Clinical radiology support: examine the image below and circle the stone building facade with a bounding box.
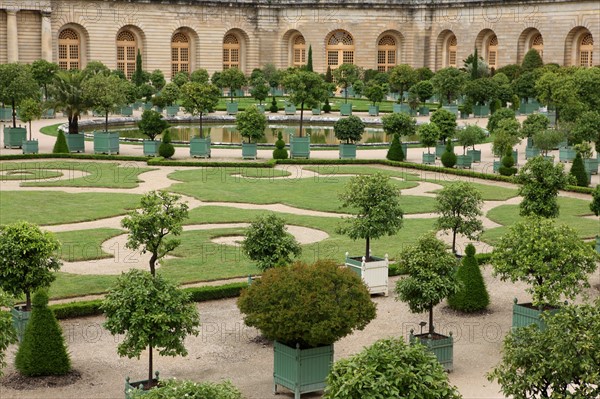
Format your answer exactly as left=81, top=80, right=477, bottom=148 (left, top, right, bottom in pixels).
left=1, top=0, right=598, bottom=79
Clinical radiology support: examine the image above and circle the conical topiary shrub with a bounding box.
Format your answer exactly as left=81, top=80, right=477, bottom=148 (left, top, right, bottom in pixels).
left=570, top=152, right=588, bottom=187
left=52, top=130, right=69, bottom=153
left=499, top=147, right=517, bottom=176
left=273, top=131, right=288, bottom=159
left=158, top=130, right=175, bottom=158
left=270, top=96, right=278, bottom=113
left=441, top=139, right=457, bottom=168
left=15, top=290, right=71, bottom=376
left=447, top=244, right=490, bottom=312
left=386, top=133, right=405, bottom=161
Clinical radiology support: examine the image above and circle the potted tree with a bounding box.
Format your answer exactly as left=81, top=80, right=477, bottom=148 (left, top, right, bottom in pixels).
left=572, top=110, right=600, bottom=173
left=237, top=260, right=376, bottom=398
left=220, top=67, right=246, bottom=115
left=333, top=63, right=361, bottom=116
left=522, top=113, right=550, bottom=155
left=455, top=125, right=480, bottom=168
left=418, top=123, right=440, bottom=164
left=250, top=75, right=269, bottom=113
left=532, top=129, right=563, bottom=162
left=138, top=110, right=169, bottom=156
left=161, top=83, right=180, bottom=117
left=337, top=173, right=404, bottom=295
left=389, top=64, right=417, bottom=114
left=334, top=115, right=364, bottom=159
left=462, top=125, right=486, bottom=162
left=180, top=81, right=221, bottom=158
left=50, top=70, right=88, bottom=152
left=237, top=105, right=267, bottom=160
left=381, top=112, right=415, bottom=157
left=0, top=63, right=39, bottom=149
left=430, top=108, right=457, bottom=159
left=492, top=119, right=521, bottom=173
left=18, top=98, right=43, bottom=154
left=0, top=222, right=61, bottom=342
left=395, top=233, right=459, bottom=371
left=492, top=217, right=597, bottom=329
left=411, top=80, right=434, bottom=116
left=364, top=80, right=386, bottom=116
left=430, top=67, right=467, bottom=116
left=464, top=77, right=497, bottom=117
left=31, top=59, right=59, bottom=119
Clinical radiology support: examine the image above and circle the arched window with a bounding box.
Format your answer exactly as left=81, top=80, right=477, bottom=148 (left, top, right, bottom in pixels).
left=58, top=29, right=80, bottom=70
left=579, top=33, right=594, bottom=67
left=117, top=30, right=137, bottom=79
left=448, top=35, right=457, bottom=68
left=377, top=35, right=397, bottom=72
left=531, top=34, right=544, bottom=59
left=292, top=35, right=306, bottom=67
left=223, top=34, right=240, bottom=70
left=487, top=35, right=498, bottom=69
left=172, top=32, right=190, bottom=77
left=326, top=30, right=354, bottom=69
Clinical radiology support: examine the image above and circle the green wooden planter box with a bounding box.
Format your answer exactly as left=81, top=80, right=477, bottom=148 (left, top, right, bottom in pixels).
left=584, top=157, right=598, bottom=175
left=284, top=104, right=296, bottom=115
left=271, top=88, right=284, bottom=97
left=526, top=146, right=540, bottom=159
left=289, top=135, right=310, bottom=159
left=460, top=110, right=469, bottom=119
left=493, top=160, right=501, bottom=173
left=559, top=146, right=576, bottom=163
left=543, top=155, right=555, bottom=163
left=256, top=104, right=265, bottom=113
left=519, top=101, right=539, bottom=114
left=422, top=152, right=435, bottom=164
left=339, top=103, right=352, bottom=116
left=467, top=149, right=481, bottom=162
left=0, top=107, right=12, bottom=121
left=435, top=143, right=446, bottom=159
left=368, top=105, right=379, bottom=116
left=512, top=149, right=518, bottom=165
left=409, top=332, right=453, bottom=372
left=93, top=131, right=120, bottom=154
left=339, top=143, right=356, bottom=159
left=456, top=154, right=472, bottom=169
left=143, top=140, right=160, bottom=156
left=22, top=139, right=39, bottom=154
left=401, top=143, right=408, bottom=159
left=547, top=110, right=556, bottom=126
left=419, top=106, right=430, bottom=116
left=473, top=104, right=490, bottom=117
left=226, top=102, right=239, bottom=115
left=526, top=136, right=534, bottom=148
left=3, top=126, right=27, bottom=148
left=133, top=101, right=143, bottom=110
left=234, top=88, right=245, bottom=97
left=142, top=102, right=153, bottom=111
left=512, top=300, right=561, bottom=331
left=125, top=372, right=159, bottom=399
left=42, top=108, right=56, bottom=119
left=11, top=307, right=31, bottom=343
left=311, top=107, right=320, bottom=115
left=392, top=103, right=410, bottom=114
left=242, top=142, right=257, bottom=159
left=154, top=107, right=164, bottom=114
left=66, top=133, right=85, bottom=153
left=120, top=106, right=133, bottom=116
left=190, top=137, right=211, bottom=158
left=442, top=105, right=459, bottom=116
left=273, top=341, right=333, bottom=399
left=166, top=105, right=179, bottom=117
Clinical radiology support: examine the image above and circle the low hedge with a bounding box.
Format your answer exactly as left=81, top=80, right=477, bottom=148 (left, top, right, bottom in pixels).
left=50, top=300, right=104, bottom=320
left=148, top=157, right=276, bottom=168
left=0, top=153, right=148, bottom=161
left=475, top=253, right=493, bottom=266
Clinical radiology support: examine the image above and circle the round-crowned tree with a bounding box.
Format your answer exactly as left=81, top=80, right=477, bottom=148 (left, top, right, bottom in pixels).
left=430, top=108, right=457, bottom=143
left=236, top=105, right=267, bottom=143
left=418, top=123, right=441, bottom=154
left=138, top=110, right=169, bottom=141
left=334, top=115, right=365, bottom=144
left=487, top=108, right=517, bottom=134
left=237, top=260, right=376, bottom=348
left=381, top=112, right=416, bottom=138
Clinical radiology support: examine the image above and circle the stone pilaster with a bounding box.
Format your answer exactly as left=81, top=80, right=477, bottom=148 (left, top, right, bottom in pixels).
left=41, top=11, right=53, bottom=61
left=6, top=9, right=18, bottom=62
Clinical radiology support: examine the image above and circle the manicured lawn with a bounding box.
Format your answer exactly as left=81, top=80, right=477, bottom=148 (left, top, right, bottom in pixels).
left=55, top=228, right=124, bottom=261
left=0, top=191, right=141, bottom=225
left=0, top=161, right=154, bottom=189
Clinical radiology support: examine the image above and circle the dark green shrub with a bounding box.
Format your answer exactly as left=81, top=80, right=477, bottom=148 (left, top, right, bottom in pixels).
left=50, top=300, right=103, bottom=319
left=324, top=338, right=461, bottom=399
left=272, top=131, right=288, bottom=159
left=386, top=133, right=405, bottom=161
left=490, top=98, right=503, bottom=114
left=441, top=139, right=457, bottom=168
left=447, top=244, right=490, bottom=312
left=131, top=379, right=242, bottom=399
left=15, top=290, right=71, bottom=376
left=269, top=96, right=278, bottom=113
left=184, top=283, right=247, bottom=302
left=487, top=108, right=516, bottom=133
left=323, top=98, right=331, bottom=113
left=499, top=148, right=517, bottom=176
left=52, top=130, right=69, bottom=153
left=158, top=130, right=175, bottom=158
left=521, top=49, right=544, bottom=71
left=570, top=152, right=589, bottom=187
left=334, top=115, right=365, bottom=144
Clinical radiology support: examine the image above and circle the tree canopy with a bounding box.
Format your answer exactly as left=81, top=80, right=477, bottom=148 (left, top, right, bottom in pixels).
left=334, top=115, right=365, bottom=144
left=236, top=105, right=267, bottom=143
left=180, top=81, right=221, bottom=137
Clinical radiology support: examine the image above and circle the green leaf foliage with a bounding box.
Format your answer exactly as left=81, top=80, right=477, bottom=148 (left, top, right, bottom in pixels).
left=236, top=105, right=267, bottom=143
left=521, top=113, right=549, bottom=138
left=488, top=300, right=600, bottom=398
left=386, top=133, right=405, bottom=161
left=388, top=64, right=417, bottom=103
left=515, top=157, right=571, bottom=218
left=48, top=70, right=88, bottom=134
left=570, top=152, right=589, bottom=187
left=334, top=115, right=365, bottom=144
left=269, top=96, right=278, bottom=113
left=332, top=63, right=361, bottom=103
left=363, top=80, right=387, bottom=105
left=430, top=108, right=457, bottom=141
left=590, top=185, right=600, bottom=217
left=447, top=245, right=490, bottom=312
left=158, top=142, right=175, bottom=158
left=138, top=110, right=169, bottom=141
left=430, top=67, right=467, bottom=104
left=241, top=214, right=301, bottom=271
left=324, top=337, right=462, bottom=399
left=441, top=139, right=457, bottom=168
left=131, top=379, right=242, bottom=399
left=456, top=125, right=485, bottom=153
left=491, top=216, right=598, bottom=307
left=487, top=108, right=516, bottom=134
left=532, top=129, right=563, bottom=156
left=219, top=68, right=247, bottom=102
left=180, top=82, right=221, bottom=138
left=237, top=260, right=376, bottom=347
left=0, top=222, right=61, bottom=310
left=521, top=49, right=544, bottom=72
left=15, top=290, right=71, bottom=376
left=381, top=112, right=416, bottom=138
left=499, top=148, right=517, bottom=176
left=272, top=131, right=288, bottom=159
left=52, top=130, right=70, bottom=154
left=418, top=122, right=441, bottom=152
left=0, top=291, right=17, bottom=377
left=121, top=190, right=189, bottom=275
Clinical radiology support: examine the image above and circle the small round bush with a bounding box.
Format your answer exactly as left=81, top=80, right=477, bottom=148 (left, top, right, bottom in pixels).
left=15, top=290, right=71, bottom=376
left=386, top=133, right=405, bottom=161
left=131, top=379, right=241, bottom=399
left=272, top=131, right=288, bottom=159
left=158, top=130, right=175, bottom=158
left=447, top=244, right=490, bottom=312
left=441, top=139, right=457, bottom=168
left=323, top=98, right=332, bottom=113
left=52, top=130, right=69, bottom=154
left=570, top=152, right=589, bottom=187
left=499, top=148, right=517, bottom=176
left=269, top=96, right=278, bottom=113
left=237, top=260, right=376, bottom=348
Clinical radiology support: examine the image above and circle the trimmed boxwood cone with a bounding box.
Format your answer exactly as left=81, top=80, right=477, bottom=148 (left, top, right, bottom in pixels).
left=386, top=133, right=405, bottom=161
left=447, top=244, right=490, bottom=312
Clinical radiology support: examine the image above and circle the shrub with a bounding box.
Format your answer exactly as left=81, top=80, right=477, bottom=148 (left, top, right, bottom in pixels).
left=324, top=338, right=461, bottom=399
left=15, top=290, right=71, bottom=376
left=334, top=115, right=365, bottom=144
left=499, top=148, right=517, bottom=176
left=430, top=108, right=457, bottom=142
left=322, top=98, right=331, bottom=113
left=570, top=152, right=588, bottom=187
left=272, top=131, right=288, bottom=159
left=487, top=108, right=516, bottom=134
left=441, top=139, right=457, bottom=168
left=386, top=133, right=405, bottom=161
left=269, top=96, right=278, bottom=113
left=490, top=98, right=503, bottom=114
left=447, top=244, right=490, bottom=312
left=131, top=379, right=242, bottom=399
left=158, top=130, right=175, bottom=158
left=52, top=130, right=69, bottom=153
left=237, top=260, right=376, bottom=348
left=0, top=291, right=17, bottom=377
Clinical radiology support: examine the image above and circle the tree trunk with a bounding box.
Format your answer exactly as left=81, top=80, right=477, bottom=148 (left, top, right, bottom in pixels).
left=12, top=98, right=16, bottom=128
left=365, top=236, right=370, bottom=261
left=149, top=253, right=157, bottom=276
left=25, top=290, right=31, bottom=311
left=345, top=87, right=348, bottom=104
left=428, top=304, right=434, bottom=335
left=105, top=112, right=109, bottom=133
left=452, top=229, right=457, bottom=254
left=299, top=101, right=304, bottom=137
left=199, top=112, right=203, bottom=138
left=29, top=121, right=32, bottom=140
left=148, top=341, right=153, bottom=385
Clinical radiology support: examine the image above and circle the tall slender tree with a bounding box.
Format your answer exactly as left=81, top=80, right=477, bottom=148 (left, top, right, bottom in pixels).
left=306, top=45, right=313, bottom=72
left=471, top=48, right=479, bottom=80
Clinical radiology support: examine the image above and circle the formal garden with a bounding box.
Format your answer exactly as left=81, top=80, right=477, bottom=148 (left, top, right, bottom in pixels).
left=1, top=50, right=600, bottom=398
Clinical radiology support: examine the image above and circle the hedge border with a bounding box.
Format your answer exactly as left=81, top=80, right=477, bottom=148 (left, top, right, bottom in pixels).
left=0, top=153, right=148, bottom=162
